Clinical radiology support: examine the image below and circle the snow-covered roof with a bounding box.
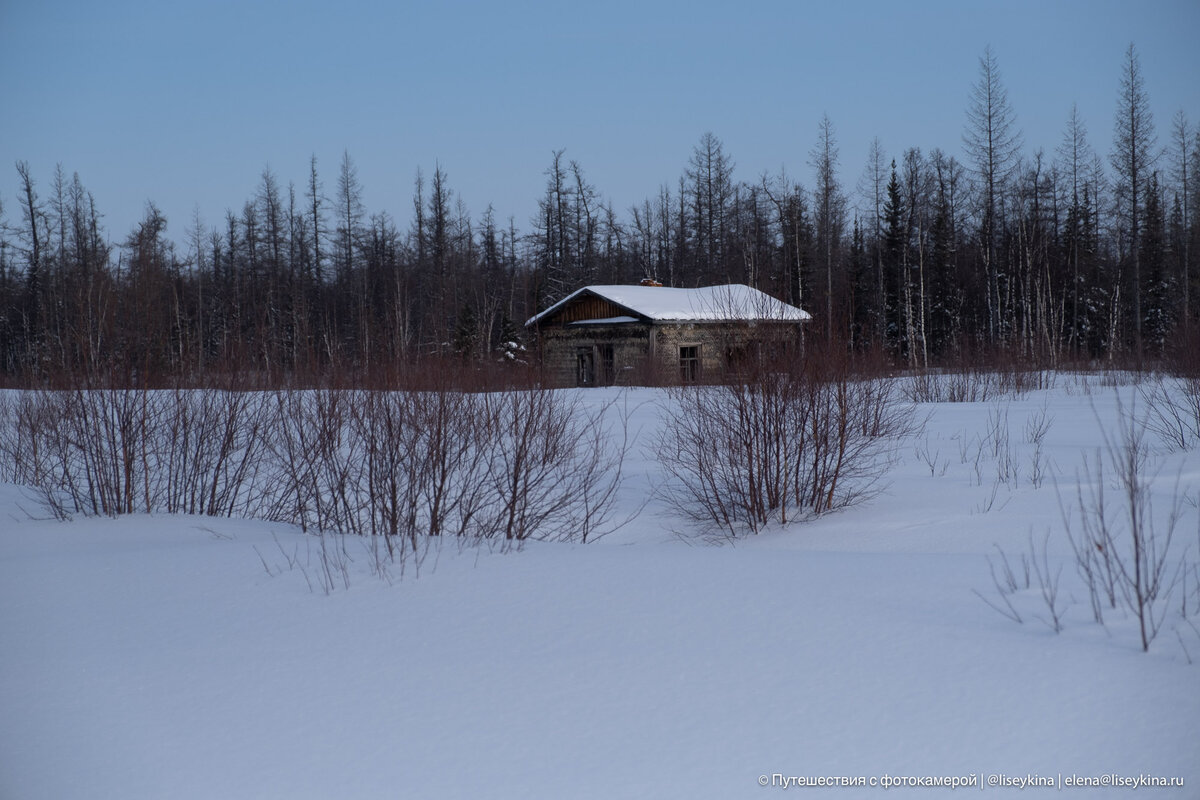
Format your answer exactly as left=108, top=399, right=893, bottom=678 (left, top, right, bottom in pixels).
left=568, top=316, right=641, bottom=325
left=526, top=284, right=812, bottom=327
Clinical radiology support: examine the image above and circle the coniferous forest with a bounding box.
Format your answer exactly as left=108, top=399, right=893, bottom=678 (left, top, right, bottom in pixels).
left=2, top=44, right=1198, bottom=385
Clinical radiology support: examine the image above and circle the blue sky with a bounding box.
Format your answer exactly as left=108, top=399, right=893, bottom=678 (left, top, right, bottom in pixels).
left=2, top=0, right=1198, bottom=246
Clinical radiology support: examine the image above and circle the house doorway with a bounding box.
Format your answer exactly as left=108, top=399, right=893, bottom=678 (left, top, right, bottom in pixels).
left=576, top=347, right=595, bottom=386
left=576, top=345, right=615, bottom=387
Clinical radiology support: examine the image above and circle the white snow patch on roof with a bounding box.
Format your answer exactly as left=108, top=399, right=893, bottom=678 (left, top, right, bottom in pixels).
left=568, top=316, right=640, bottom=325
left=526, top=284, right=811, bottom=326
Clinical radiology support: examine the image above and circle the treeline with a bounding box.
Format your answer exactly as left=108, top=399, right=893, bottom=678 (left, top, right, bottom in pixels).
left=0, top=44, right=1197, bottom=384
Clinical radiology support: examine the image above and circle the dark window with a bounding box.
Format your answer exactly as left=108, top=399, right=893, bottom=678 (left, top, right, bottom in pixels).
left=679, top=345, right=700, bottom=382
left=725, top=341, right=762, bottom=376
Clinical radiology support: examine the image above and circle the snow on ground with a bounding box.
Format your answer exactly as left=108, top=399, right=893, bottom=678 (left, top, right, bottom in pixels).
left=2, top=375, right=1198, bottom=799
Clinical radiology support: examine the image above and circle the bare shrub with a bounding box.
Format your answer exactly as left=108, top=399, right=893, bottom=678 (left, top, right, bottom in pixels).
left=955, top=432, right=987, bottom=486
left=0, top=394, right=13, bottom=482
left=153, top=386, right=271, bottom=517
left=903, top=369, right=1000, bottom=404
left=655, top=353, right=917, bottom=537
left=974, top=533, right=1068, bottom=633
left=1024, top=402, right=1055, bottom=489
left=1139, top=375, right=1200, bottom=451
left=1, top=381, right=272, bottom=521
left=984, top=404, right=1020, bottom=487
left=1059, top=487, right=1108, bottom=626
left=914, top=437, right=947, bottom=477
left=348, top=387, right=489, bottom=550
left=3, top=369, right=632, bottom=574
left=66, top=386, right=155, bottom=516
left=0, top=391, right=72, bottom=516
left=1059, top=396, right=1188, bottom=651
left=0, top=386, right=157, bottom=517
left=985, top=404, right=1010, bottom=460
left=902, top=349, right=1056, bottom=405
left=256, top=385, right=461, bottom=563
left=314, top=528, right=352, bottom=594
left=973, top=545, right=1027, bottom=624
left=259, top=387, right=361, bottom=535
left=1023, top=402, right=1054, bottom=446
left=1058, top=451, right=1120, bottom=625
left=1104, top=399, right=1186, bottom=651
left=1028, top=529, right=1068, bottom=633
left=479, top=387, right=629, bottom=544
left=257, top=380, right=630, bottom=557
left=1028, top=444, right=1049, bottom=490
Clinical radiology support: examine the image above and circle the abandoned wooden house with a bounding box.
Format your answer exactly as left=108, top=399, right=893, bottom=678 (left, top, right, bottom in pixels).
left=525, top=283, right=811, bottom=386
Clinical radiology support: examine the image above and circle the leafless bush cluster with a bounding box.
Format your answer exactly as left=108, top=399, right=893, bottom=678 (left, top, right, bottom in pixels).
left=1139, top=375, right=1200, bottom=451
left=0, top=385, right=269, bottom=519
left=259, top=385, right=626, bottom=550
left=913, top=437, right=948, bottom=477
left=1054, top=396, right=1195, bottom=653
left=902, top=366, right=1056, bottom=404
left=974, top=532, right=1067, bottom=633
left=0, top=382, right=628, bottom=554
left=655, top=357, right=919, bottom=537
left=1023, top=402, right=1054, bottom=489
left=985, top=405, right=1019, bottom=487
left=974, top=395, right=1199, bottom=656
left=975, top=544, right=1030, bottom=624
left=956, top=402, right=1056, bottom=505
left=904, top=369, right=1006, bottom=403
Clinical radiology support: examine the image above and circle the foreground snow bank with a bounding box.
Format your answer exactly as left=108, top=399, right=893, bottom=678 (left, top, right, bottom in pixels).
left=1, top=377, right=1197, bottom=799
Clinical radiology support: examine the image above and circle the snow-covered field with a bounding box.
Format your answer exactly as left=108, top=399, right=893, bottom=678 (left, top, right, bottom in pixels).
left=2, top=375, right=1198, bottom=799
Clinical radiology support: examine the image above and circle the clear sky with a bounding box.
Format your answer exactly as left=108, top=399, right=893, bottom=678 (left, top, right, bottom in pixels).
left=2, top=0, right=1198, bottom=247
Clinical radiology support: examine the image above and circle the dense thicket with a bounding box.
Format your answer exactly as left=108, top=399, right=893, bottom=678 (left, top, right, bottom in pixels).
left=1, top=45, right=1197, bottom=384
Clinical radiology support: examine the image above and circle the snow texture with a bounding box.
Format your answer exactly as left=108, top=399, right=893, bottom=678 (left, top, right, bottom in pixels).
left=1, top=376, right=1197, bottom=799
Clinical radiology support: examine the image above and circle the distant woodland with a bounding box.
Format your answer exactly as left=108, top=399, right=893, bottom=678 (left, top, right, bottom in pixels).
left=1, top=45, right=1197, bottom=385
